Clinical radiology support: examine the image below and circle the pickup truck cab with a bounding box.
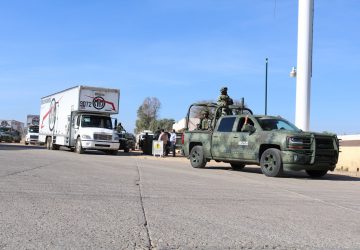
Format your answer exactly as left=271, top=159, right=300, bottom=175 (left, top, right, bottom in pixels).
left=183, top=103, right=339, bottom=178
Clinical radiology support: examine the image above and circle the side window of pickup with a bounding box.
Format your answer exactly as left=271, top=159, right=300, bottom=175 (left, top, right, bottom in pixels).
left=237, top=117, right=255, bottom=132
left=217, top=117, right=236, bottom=132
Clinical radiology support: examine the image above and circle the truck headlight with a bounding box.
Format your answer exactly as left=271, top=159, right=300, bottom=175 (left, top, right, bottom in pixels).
left=287, top=136, right=311, bottom=150
left=288, top=137, right=303, bottom=144
left=82, top=134, right=91, bottom=139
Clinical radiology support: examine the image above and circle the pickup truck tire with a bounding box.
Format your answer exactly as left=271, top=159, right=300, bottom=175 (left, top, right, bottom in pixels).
left=230, top=163, right=245, bottom=170
left=260, top=148, right=283, bottom=177
left=190, top=146, right=206, bottom=168
left=75, top=137, right=84, bottom=154
left=306, top=169, right=328, bottom=178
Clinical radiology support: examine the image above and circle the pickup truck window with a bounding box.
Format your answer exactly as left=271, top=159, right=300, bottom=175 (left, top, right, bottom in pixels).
left=237, top=117, right=255, bottom=132
left=217, top=117, right=236, bottom=132
left=256, top=118, right=300, bottom=132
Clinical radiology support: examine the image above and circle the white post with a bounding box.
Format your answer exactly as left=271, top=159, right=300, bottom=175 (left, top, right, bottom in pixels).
left=295, top=0, right=314, bottom=131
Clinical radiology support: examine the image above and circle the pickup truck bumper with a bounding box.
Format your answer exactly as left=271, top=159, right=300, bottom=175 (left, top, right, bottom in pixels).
left=81, top=140, right=120, bottom=151
left=281, top=150, right=338, bottom=171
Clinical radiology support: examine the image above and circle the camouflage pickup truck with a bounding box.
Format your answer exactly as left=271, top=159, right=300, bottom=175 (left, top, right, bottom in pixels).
left=182, top=103, right=339, bottom=178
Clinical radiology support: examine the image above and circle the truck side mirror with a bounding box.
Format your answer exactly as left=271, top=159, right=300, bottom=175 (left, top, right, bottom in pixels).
left=114, top=119, right=118, bottom=129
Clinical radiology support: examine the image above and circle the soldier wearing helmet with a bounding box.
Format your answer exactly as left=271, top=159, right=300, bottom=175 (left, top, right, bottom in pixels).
left=199, top=110, right=211, bottom=130
left=217, top=86, right=233, bottom=115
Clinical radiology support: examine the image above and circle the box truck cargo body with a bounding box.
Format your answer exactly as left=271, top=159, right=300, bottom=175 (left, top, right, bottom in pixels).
left=39, top=86, right=120, bottom=154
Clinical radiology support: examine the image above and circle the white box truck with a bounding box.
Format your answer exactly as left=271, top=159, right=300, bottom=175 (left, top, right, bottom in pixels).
left=25, top=115, right=40, bottom=145
left=39, top=86, right=120, bottom=154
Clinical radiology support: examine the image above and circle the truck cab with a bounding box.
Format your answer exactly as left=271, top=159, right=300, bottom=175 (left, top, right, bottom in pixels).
left=25, top=125, right=39, bottom=145
left=70, top=113, right=119, bottom=154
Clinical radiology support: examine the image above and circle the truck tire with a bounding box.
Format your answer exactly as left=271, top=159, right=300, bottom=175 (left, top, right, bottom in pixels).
left=75, top=137, right=84, bottom=154
left=306, top=170, right=328, bottom=178
left=124, top=148, right=129, bottom=153
left=190, top=145, right=206, bottom=168
left=25, top=141, right=29, bottom=145
left=230, top=163, right=245, bottom=170
left=260, top=148, right=283, bottom=177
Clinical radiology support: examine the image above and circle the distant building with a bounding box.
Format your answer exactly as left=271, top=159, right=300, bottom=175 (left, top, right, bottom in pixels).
left=173, top=118, right=200, bottom=132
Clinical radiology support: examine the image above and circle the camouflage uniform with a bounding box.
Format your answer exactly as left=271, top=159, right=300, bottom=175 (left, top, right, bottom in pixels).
left=217, top=87, right=233, bottom=115
left=199, top=111, right=211, bottom=130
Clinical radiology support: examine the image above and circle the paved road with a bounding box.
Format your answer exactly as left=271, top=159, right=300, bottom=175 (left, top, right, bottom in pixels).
left=0, top=144, right=359, bottom=249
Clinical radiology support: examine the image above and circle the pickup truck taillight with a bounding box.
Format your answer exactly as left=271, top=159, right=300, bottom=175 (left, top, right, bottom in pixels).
left=181, top=133, right=184, bottom=144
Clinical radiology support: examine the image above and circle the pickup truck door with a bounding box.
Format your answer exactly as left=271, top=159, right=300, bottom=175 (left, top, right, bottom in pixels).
left=230, top=117, right=258, bottom=160
left=211, top=116, right=236, bottom=159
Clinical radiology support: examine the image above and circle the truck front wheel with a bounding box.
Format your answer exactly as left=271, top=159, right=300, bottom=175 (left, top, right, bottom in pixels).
left=190, top=145, right=206, bottom=168
left=75, top=137, right=84, bottom=154
left=260, top=148, right=283, bottom=177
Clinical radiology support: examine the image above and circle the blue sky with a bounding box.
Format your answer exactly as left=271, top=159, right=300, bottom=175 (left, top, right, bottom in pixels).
left=0, top=0, right=359, bottom=134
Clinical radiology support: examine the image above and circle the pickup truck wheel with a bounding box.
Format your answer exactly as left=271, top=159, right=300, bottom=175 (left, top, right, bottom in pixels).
left=230, top=163, right=245, bottom=170
left=190, top=146, right=206, bottom=168
left=75, top=137, right=84, bottom=154
left=260, top=148, right=283, bottom=177
left=306, top=170, right=328, bottom=178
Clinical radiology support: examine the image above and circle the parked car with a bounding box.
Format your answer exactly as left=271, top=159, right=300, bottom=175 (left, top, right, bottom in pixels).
left=0, top=131, right=13, bottom=142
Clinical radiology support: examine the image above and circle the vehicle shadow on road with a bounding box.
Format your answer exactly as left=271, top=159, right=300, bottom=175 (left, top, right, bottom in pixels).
left=206, top=165, right=360, bottom=181
left=0, top=144, right=44, bottom=151
left=77, top=150, right=144, bottom=157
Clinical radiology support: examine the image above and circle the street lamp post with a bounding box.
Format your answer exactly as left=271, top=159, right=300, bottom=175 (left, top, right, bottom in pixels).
left=265, top=58, right=268, bottom=115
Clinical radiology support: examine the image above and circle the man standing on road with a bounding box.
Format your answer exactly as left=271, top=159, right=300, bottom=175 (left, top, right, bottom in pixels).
left=170, top=129, right=177, bottom=157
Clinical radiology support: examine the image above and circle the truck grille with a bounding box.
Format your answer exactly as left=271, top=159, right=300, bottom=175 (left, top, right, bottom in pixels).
left=315, top=137, right=336, bottom=163
left=94, top=133, right=112, bottom=141
left=30, top=135, right=38, bottom=139
left=315, top=138, right=334, bottom=150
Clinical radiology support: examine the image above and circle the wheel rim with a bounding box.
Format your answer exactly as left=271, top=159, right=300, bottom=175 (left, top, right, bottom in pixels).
left=263, top=153, right=277, bottom=173
left=191, top=149, right=200, bottom=164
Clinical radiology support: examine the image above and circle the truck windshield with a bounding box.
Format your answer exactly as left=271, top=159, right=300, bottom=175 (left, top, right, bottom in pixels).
left=256, top=118, right=301, bottom=132
left=81, top=115, right=113, bottom=129
left=28, top=126, right=39, bottom=133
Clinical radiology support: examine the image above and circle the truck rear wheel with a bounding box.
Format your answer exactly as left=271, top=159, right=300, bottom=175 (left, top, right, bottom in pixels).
left=190, top=145, right=206, bottom=168
left=260, top=148, right=283, bottom=177
left=75, top=137, right=84, bottom=154
left=306, top=170, right=328, bottom=178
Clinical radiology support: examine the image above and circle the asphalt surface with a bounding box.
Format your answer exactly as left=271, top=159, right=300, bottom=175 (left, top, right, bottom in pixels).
left=0, top=143, right=359, bottom=249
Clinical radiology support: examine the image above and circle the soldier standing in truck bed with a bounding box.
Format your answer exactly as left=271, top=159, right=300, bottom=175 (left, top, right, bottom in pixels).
left=199, top=110, right=212, bottom=130
left=217, top=87, right=233, bottom=115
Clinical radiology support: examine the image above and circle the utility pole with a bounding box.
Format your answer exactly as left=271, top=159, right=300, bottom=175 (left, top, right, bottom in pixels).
left=295, top=0, right=314, bottom=131
left=265, top=58, right=268, bottom=115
